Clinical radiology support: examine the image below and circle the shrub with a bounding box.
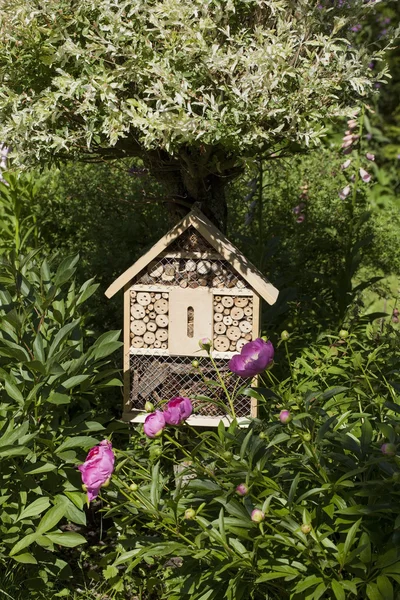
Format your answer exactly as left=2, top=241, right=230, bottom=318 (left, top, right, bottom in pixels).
left=0, top=248, right=122, bottom=592
left=99, top=321, right=400, bottom=600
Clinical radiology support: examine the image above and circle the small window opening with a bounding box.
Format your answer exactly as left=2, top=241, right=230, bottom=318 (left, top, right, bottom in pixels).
left=187, top=306, right=194, bottom=338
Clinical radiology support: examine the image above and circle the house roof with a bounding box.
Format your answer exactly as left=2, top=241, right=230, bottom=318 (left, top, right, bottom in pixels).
left=105, top=207, right=279, bottom=304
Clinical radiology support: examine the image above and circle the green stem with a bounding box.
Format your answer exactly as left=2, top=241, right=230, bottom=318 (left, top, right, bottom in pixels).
left=284, top=340, right=294, bottom=380
left=209, top=353, right=237, bottom=419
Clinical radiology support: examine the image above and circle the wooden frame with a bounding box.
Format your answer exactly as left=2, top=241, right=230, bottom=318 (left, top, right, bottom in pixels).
left=109, top=209, right=279, bottom=425
left=105, top=208, right=279, bottom=305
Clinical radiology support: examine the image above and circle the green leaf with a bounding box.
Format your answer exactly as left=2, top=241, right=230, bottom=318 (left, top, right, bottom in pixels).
left=294, top=575, right=323, bottom=594
left=0, top=445, right=30, bottom=458
left=54, top=254, right=79, bottom=286
left=56, top=436, right=98, bottom=453
left=366, top=583, right=384, bottom=600
left=36, top=503, right=67, bottom=534
left=33, top=332, right=45, bottom=362
left=94, top=341, right=122, bottom=360
left=10, top=533, right=38, bottom=556
left=343, top=519, right=361, bottom=561
left=12, top=553, right=37, bottom=564
left=48, top=321, right=80, bottom=358
left=267, top=433, right=290, bottom=448
left=61, top=374, right=90, bottom=390
left=17, top=497, right=51, bottom=521
left=5, top=381, right=24, bottom=405
left=47, top=393, right=71, bottom=405
left=45, top=532, right=87, bottom=548
left=150, top=462, right=161, bottom=508
left=331, top=580, right=345, bottom=600
left=256, top=572, right=289, bottom=583
left=377, top=575, right=393, bottom=600
left=24, top=462, right=57, bottom=475
left=288, top=472, right=300, bottom=507
left=103, top=565, right=119, bottom=580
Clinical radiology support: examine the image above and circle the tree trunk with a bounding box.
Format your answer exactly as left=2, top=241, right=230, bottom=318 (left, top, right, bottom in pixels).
left=144, top=150, right=241, bottom=232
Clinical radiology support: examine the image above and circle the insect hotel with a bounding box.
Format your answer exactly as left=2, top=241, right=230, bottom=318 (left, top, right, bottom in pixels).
left=105, top=208, right=279, bottom=425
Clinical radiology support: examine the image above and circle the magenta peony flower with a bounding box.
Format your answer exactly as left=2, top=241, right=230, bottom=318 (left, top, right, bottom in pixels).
left=78, top=440, right=115, bottom=502
left=360, top=167, right=371, bottom=183
left=251, top=509, right=265, bottom=523
left=279, top=410, right=291, bottom=424
left=163, top=397, right=193, bottom=425
left=236, top=483, right=249, bottom=496
left=339, top=185, right=351, bottom=200
left=143, top=411, right=166, bottom=438
left=229, top=338, right=274, bottom=378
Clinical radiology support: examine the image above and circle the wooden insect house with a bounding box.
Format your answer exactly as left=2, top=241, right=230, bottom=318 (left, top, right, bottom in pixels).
left=105, top=208, right=279, bottom=425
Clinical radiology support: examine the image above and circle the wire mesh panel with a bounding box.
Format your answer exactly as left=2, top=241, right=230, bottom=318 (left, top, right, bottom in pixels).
left=128, top=353, right=251, bottom=418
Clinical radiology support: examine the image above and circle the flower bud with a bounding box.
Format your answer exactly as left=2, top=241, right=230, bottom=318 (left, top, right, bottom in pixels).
left=381, top=443, right=396, bottom=457
left=281, top=330, right=290, bottom=341
left=339, top=329, right=349, bottom=339
left=251, top=509, right=265, bottom=523
left=191, top=359, right=199, bottom=368
left=235, top=483, right=249, bottom=497
left=144, top=401, right=155, bottom=413
left=301, top=523, right=312, bottom=534
left=129, top=482, right=139, bottom=491
left=303, top=433, right=311, bottom=442
left=279, top=410, right=291, bottom=424
left=259, top=431, right=268, bottom=440
left=199, top=337, right=212, bottom=352
left=184, top=508, right=196, bottom=520
left=149, top=445, right=163, bottom=460
left=222, top=451, right=233, bottom=461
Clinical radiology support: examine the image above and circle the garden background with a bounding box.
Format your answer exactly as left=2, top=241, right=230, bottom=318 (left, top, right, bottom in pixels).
left=0, top=1, right=399, bottom=599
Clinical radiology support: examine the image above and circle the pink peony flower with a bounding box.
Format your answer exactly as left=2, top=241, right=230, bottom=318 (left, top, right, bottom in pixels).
left=341, top=159, right=352, bottom=170
left=360, top=167, right=371, bottom=183
left=366, top=152, right=375, bottom=161
left=199, top=337, right=212, bottom=351
left=279, top=410, right=291, bottom=424
left=251, top=509, right=265, bottom=523
left=78, top=440, right=115, bottom=502
left=163, top=397, right=193, bottom=425
left=236, top=483, right=249, bottom=496
left=229, top=338, right=274, bottom=378
left=381, top=443, right=396, bottom=457
left=339, top=185, right=351, bottom=200
left=143, top=411, right=166, bottom=438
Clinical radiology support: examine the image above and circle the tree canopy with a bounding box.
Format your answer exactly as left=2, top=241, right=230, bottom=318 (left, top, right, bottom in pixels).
left=0, top=0, right=391, bottom=225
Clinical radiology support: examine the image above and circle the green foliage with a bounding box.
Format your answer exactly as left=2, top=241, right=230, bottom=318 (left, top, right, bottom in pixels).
left=226, top=112, right=400, bottom=342
left=0, top=0, right=390, bottom=171
left=103, top=320, right=400, bottom=599
left=0, top=246, right=122, bottom=588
